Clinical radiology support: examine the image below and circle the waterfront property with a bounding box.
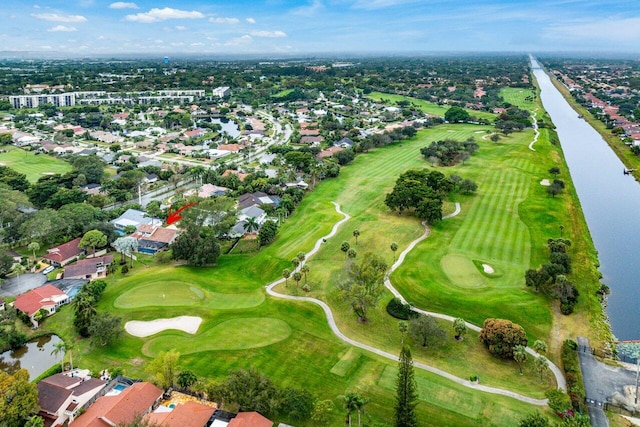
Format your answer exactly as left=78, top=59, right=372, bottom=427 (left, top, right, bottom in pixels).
left=12, top=284, right=69, bottom=326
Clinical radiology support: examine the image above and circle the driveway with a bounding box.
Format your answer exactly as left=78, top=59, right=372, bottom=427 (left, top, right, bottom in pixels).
left=0, top=273, right=47, bottom=297
left=578, top=337, right=640, bottom=427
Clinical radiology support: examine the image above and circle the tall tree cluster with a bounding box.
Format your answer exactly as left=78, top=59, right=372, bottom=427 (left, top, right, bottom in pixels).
left=394, top=346, right=418, bottom=427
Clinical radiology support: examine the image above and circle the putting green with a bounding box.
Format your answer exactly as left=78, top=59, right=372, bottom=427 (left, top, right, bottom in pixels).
left=440, top=254, right=485, bottom=288
left=114, top=281, right=264, bottom=309
left=142, top=317, right=292, bottom=356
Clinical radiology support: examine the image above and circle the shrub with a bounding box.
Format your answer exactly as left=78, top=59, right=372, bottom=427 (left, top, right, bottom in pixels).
left=121, top=264, right=129, bottom=275
left=479, top=318, right=528, bottom=359
left=386, top=298, right=417, bottom=320
left=561, top=339, right=585, bottom=409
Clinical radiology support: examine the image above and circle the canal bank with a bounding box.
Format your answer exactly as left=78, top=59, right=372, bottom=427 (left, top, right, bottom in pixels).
left=533, top=58, right=640, bottom=341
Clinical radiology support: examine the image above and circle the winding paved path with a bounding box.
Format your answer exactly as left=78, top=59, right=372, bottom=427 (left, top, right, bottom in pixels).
left=266, top=201, right=565, bottom=406
left=528, top=109, right=540, bottom=151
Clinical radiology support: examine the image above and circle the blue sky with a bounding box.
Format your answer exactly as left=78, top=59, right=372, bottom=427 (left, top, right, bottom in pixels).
left=3, top=0, right=640, bottom=56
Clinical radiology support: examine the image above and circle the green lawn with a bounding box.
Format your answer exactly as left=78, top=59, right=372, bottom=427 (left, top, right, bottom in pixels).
left=44, top=121, right=578, bottom=425
left=500, top=88, right=538, bottom=111
left=367, top=91, right=497, bottom=121
left=0, top=147, right=71, bottom=182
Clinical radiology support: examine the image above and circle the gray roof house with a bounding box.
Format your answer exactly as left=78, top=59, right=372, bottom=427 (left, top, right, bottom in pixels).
left=111, top=209, right=162, bottom=231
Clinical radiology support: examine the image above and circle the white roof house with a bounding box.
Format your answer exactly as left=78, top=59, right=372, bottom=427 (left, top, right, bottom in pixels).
left=111, top=209, right=162, bottom=231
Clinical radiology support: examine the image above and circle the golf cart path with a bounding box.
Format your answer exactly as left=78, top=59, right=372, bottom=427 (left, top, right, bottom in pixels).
left=266, top=202, right=565, bottom=405
left=529, top=109, right=540, bottom=151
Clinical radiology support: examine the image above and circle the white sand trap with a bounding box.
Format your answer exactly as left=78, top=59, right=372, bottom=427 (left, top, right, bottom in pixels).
left=125, top=316, right=202, bottom=337
left=482, top=264, right=495, bottom=274
left=540, top=179, right=551, bottom=186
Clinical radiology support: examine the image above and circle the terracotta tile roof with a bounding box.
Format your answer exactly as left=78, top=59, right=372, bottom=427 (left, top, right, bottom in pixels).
left=70, top=382, right=162, bottom=427
left=228, top=412, right=273, bottom=427
left=145, top=401, right=215, bottom=427
left=317, top=145, right=344, bottom=159
left=134, top=225, right=179, bottom=244
left=13, top=285, right=68, bottom=316
left=222, top=169, right=249, bottom=182
left=43, top=238, right=83, bottom=265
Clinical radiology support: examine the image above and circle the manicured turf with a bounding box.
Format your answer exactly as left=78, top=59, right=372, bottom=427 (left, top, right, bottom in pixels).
left=500, top=87, right=538, bottom=111
left=142, top=318, right=292, bottom=356
left=46, top=119, right=579, bottom=425
left=367, top=91, right=497, bottom=121
left=114, top=282, right=264, bottom=309
left=0, top=147, right=72, bottom=182
left=440, top=254, right=484, bottom=288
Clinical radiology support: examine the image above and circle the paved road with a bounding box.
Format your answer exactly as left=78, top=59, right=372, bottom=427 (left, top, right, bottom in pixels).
left=578, top=337, right=640, bottom=427
left=266, top=202, right=558, bottom=405
left=0, top=273, right=47, bottom=297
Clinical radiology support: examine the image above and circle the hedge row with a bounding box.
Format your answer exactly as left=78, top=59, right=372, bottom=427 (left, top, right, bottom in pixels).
left=561, top=339, right=585, bottom=410
left=386, top=298, right=418, bottom=320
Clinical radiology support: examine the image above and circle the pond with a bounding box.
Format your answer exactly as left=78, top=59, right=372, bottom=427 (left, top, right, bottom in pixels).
left=0, top=334, right=62, bottom=381
left=212, top=117, right=241, bottom=138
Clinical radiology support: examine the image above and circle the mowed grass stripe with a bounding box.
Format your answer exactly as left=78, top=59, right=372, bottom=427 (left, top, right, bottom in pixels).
left=452, top=168, right=530, bottom=265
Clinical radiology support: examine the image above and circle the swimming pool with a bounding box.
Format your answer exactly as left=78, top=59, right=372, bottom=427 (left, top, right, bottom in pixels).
left=114, top=384, right=127, bottom=392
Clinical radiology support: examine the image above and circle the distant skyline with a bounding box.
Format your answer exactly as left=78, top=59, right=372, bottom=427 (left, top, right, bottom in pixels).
left=3, top=0, right=640, bottom=57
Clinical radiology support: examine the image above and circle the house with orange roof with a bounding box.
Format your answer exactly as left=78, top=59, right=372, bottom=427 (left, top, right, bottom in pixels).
left=12, top=284, right=69, bottom=326
left=228, top=411, right=273, bottom=427
left=131, top=225, right=179, bottom=254
left=145, top=401, right=215, bottom=427
left=221, top=169, right=249, bottom=182
left=70, top=382, right=163, bottom=427
left=43, top=237, right=84, bottom=267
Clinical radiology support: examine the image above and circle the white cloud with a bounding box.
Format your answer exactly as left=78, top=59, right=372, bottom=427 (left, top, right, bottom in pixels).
left=125, top=7, right=205, bottom=23
left=109, top=2, right=138, bottom=9
left=292, top=0, right=323, bottom=16
left=40, top=45, right=52, bottom=49
left=352, top=0, right=420, bottom=9
left=175, top=25, right=187, bottom=30
left=250, top=30, right=287, bottom=38
left=191, top=42, right=205, bottom=46
left=209, top=17, right=240, bottom=24
left=33, top=4, right=41, bottom=9
left=225, top=35, right=252, bottom=46
left=48, top=25, right=78, bottom=32
left=246, top=17, right=256, bottom=24
left=543, top=17, right=640, bottom=44
left=32, top=13, right=87, bottom=23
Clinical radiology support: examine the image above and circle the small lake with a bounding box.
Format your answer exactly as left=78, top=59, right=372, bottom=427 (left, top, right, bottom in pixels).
left=0, top=335, right=62, bottom=381
left=212, top=117, right=241, bottom=138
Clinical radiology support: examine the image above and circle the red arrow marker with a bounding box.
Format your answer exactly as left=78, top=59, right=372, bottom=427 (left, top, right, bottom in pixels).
left=166, top=202, right=197, bottom=225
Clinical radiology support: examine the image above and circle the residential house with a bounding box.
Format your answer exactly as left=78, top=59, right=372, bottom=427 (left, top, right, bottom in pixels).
left=230, top=205, right=267, bottom=237
left=80, top=183, right=102, bottom=196
left=111, top=209, right=162, bottom=232
left=145, top=173, right=159, bottom=183
left=38, top=373, right=107, bottom=426
left=70, top=382, right=163, bottom=427
left=221, top=169, right=249, bottom=182
left=300, top=135, right=324, bottom=145
left=12, top=284, right=69, bottom=325
left=184, top=128, right=205, bottom=139
left=43, top=237, right=84, bottom=267
left=145, top=401, right=216, bottom=427
left=187, top=183, right=230, bottom=198
left=237, top=192, right=279, bottom=210
left=334, top=137, right=354, bottom=148
left=228, top=412, right=273, bottom=427
left=217, top=144, right=244, bottom=153
left=132, top=225, right=179, bottom=254
left=317, top=145, right=345, bottom=159
left=64, top=255, right=113, bottom=280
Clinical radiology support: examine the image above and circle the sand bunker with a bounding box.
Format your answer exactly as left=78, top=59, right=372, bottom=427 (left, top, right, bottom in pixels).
left=125, top=316, right=202, bottom=337
left=482, top=264, right=495, bottom=274
left=540, top=179, right=551, bottom=186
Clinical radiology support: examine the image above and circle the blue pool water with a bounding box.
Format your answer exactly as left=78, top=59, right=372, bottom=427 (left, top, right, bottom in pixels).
left=66, top=286, right=82, bottom=299
left=138, top=248, right=157, bottom=254
left=114, top=384, right=127, bottom=392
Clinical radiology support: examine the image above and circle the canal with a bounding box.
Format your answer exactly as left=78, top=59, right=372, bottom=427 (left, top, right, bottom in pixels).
left=533, top=57, right=640, bottom=340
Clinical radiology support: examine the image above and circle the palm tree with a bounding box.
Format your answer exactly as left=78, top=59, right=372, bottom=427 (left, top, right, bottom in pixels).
left=282, top=269, right=291, bottom=287
left=513, top=345, right=527, bottom=375
left=341, top=241, right=350, bottom=259
left=291, top=257, right=300, bottom=270
left=339, top=391, right=361, bottom=427
left=533, top=339, right=548, bottom=354
left=293, top=271, right=302, bottom=289
left=353, top=229, right=360, bottom=245
left=28, top=242, right=40, bottom=266
left=391, top=242, right=398, bottom=262
left=535, top=356, right=548, bottom=382
left=51, top=341, right=66, bottom=370
left=243, top=217, right=259, bottom=235
left=301, top=264, right=310, bottom=283
left=347, top=248, right=357, bottom=260
left=296, top=251, right=306, bottom=263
